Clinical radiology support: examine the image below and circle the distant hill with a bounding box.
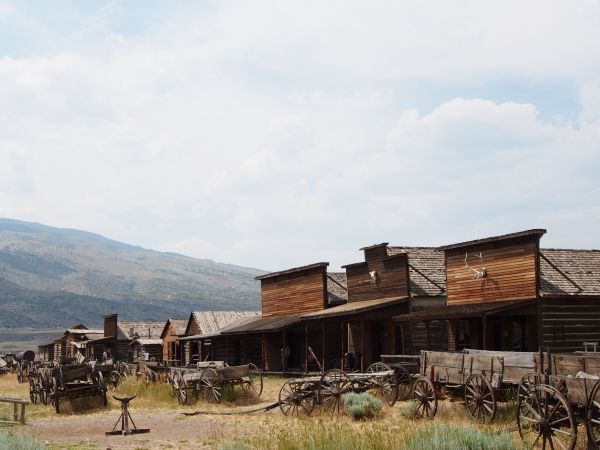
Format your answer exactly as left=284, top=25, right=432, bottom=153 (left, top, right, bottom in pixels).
left=0, top=218, right=264, bottom=328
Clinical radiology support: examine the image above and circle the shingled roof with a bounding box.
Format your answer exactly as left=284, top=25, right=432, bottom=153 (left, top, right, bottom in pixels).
left=387, top=247, right=446, bottom=297
left=540, top=248, right=600, bottom=296
left=117, top=321, right=164, bottom=340
left=327, top=272, right=348, bottom=305
left=185, top=311, right=260, bottom=335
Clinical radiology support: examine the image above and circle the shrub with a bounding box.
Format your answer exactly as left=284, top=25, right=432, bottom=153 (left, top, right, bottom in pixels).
left=0, top=430, right=44, bottom=450
left=343, top=392, right=383, bottom=420
left=402, top=424, right=516, bottom=450
left=401, top=401, right=422, bottom=420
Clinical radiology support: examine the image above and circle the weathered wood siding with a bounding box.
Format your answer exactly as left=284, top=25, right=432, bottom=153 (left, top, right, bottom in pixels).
left=446, top=240, right=538, bottom=305
left=541, top=298, right=600, bottom=353
left=261, top=267, right=326, bottom=317
left=162, top=322, right=181, bottom=363
left=346, top=254, right=409, bottom=302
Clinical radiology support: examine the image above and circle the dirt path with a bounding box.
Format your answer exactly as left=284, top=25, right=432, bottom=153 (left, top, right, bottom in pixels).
left=29, top=408, right=271, bottom=449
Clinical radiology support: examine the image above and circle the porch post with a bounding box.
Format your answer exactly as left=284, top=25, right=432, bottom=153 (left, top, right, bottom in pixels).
left=321, top=320, right=326, bottom=371
left=261, top=333, right=265, bottom=371
left=225, top=335, right=229, bottom=365
left=282, top=329, right=286, bottom=373
left=340, top=321, right=344, bottom=370
left=360, top=318, right=365, bottom=372
left=482, top=314, right=488, bottom=350
left=304, top=322, right=309, bottom=374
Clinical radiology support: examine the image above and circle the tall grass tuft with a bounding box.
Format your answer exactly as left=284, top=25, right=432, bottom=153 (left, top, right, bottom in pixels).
left=343, top=392, right=383, bottom=420
left=0, top=430, right=44, bottom=450
left=402, top=424, right=516, bottom=450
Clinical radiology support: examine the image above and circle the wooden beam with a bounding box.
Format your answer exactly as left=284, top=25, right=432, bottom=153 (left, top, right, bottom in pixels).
left=305, top=322, right=309, bottom=374
left=282, top=329, right=286, bottom=373
left=340, top=321, right=344, bottom=371
left=322, top=320, right=326, bottom=371
left=482, top=315, right=488, bottom=350
left=360, top=318, right=365, bottom=372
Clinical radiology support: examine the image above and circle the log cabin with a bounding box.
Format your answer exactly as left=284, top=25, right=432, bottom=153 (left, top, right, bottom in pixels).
left=130, top=338, right=163, bottom=361
left=87, top=314, right=164, bottom=362
left=160, top=318, right=187, bottom=366
left=393, top=229, right=600, bottom=353
left=179, top=311, right=260, bottom=365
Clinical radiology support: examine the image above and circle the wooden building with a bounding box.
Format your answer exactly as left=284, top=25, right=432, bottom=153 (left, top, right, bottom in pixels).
left=211, top=245, right=447, bottom=373
left=393, top=229, right=600, bottom=353
left=180, top=311, right=260, bottom=365
left=38, top=341, right=55, bottom=362
left=87, top=314, right=164, bottom=362
left=160, top=318, right=187, bottom=365
left=130, top=339, right=163, bottom=361
left=62, top=325, right=103, bottom=360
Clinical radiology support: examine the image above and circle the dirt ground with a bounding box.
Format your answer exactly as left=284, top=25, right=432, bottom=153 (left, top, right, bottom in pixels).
left=1, top=372, right=530, bottom=450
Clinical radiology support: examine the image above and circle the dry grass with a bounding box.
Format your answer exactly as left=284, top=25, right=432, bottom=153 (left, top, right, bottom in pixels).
left=4, top=373, right=579, bottom=449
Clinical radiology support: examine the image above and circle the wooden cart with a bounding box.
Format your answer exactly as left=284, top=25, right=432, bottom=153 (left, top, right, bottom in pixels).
left=37, top=363, right=107, bottom=413
left=171, top=362, right=263, bottom=405
left=516, top=350, right=600, bottom=450
left=277, top=362, right=398, bottom=416
left=411, top=350, right=505, bottom=422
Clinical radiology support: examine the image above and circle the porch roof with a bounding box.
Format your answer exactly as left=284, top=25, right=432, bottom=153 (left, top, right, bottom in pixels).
left=219, top=315, right=302, bottom=335
left=393, top=299, right=536, bottom=322
left=179, top=315, right=267, bottom=341
left=301, top=296, right=408, bottom=320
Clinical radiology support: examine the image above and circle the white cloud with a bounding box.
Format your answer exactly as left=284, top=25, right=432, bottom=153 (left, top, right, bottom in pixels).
left=0, top=1, right=599, bottom=270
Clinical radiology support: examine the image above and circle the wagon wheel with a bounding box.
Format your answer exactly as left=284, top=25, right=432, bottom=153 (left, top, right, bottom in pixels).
left=37, top=374, right=48, bottom=405
left=176, top=373, right=189, bottom=405
left=366, top=362, right=398, bottom=406
left=242, top=363, right=263, bottom=397
left=464, top=374, right=496, bottom=422
left=29, top=377, right=38, bottom=404
left=109, top=371, right=121, bottom=391
left=586, top=380, right=600, bottom=449
left=517, top=383, right=577, bottom=450
left=518, top=372, right=543, bottom=401
left=412, top=376, right=438, bottom=419
left=278, top=380, right=316, bottom=416
left=395, top=365, right=413, bottom=401
left=94, top=371, right=107, bottom=406
left=51, top=377, right=60, bottom=413
left=318, top=369, right=353, bottom=415
left=199, top=368, right=222, bottom=404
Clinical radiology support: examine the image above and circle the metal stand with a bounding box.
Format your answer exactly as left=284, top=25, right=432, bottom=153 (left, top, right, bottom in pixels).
left=105, top=395, right=150, bottom=436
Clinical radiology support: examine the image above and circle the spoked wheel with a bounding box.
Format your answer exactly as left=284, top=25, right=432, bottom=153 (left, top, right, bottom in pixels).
left=412, top=376, right=438, bottom=419
left=366, top=362, right=398, bottom=406
left=37, top=375, right=48, bottom=405
left=29, top=378, right=38, bottom=404
left=318, top=369, right=353, bottom=415
left=94, top=372, right=107, bottom=406
left=198, top=368, right=223, bottom=403
left=518, top=372, right=543, bottom=402
left=586, top=380, right=600, bottom=449
left=464, top=374, right=496, bottom=422
left=242, top=363, right=263, bottom=397
left=517, top=384, right=577, bottom=450
left=51, top=377, right=60, bottom=413
left=395, top=365, right=413, bottom=401
left=278, top=380, right=316, bottom=416
left=109, top=371, right=121, bottom=391
left=176, top=373, right=188, bottom=405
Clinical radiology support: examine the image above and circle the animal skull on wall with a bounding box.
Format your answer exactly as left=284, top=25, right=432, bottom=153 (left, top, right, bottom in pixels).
left=369, top=270, right=378, bottom=283
left=464, top=251, right=487, bottom=280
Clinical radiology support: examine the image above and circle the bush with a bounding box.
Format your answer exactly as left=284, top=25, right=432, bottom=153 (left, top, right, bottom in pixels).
left=0, top=430, right=44, bottom=450
left=402, top=424, right=516, bottom=450
left=343, top=392, right=383, bottom=420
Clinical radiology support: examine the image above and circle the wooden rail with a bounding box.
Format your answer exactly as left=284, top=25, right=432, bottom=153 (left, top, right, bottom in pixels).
left=0, top=397, right=27, bottom=424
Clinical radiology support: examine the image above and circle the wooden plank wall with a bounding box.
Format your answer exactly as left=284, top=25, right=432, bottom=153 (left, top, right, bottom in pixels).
left=541, top=298, right=600, bottom=353
left=261, top=267, right=326, bottom=317
left=346, top=253, right=409, bottom=303
left=446, top=239, right=538, bottom=304
left=162, top=323, right=179, bottom=362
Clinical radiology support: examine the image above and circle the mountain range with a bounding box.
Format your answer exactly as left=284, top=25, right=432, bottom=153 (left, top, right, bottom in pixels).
left=0, top=218, right=264, bottom=329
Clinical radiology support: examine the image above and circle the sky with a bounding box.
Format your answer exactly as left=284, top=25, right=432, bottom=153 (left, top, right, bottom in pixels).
left=0, top=1, right=599, bottom=271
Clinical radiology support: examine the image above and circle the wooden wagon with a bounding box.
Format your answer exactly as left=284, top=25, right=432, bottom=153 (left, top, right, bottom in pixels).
left=410, top=350, right=505, bottom=422
left=277, top=362, right=398, bottom=416
left=516, top=350, right=600, bottom=450
left=171, top=362, right=263, bottom=404
left=32, top=363, right=107, bottom=413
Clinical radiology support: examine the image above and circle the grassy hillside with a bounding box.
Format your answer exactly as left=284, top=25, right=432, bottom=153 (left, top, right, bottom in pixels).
left=0, top=218, right=263, bottom=329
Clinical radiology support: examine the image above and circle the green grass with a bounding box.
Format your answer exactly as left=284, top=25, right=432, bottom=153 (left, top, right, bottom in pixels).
left=217, top=420, right=519, bottom=450
left=403, top=424, right=517, bottom=450
left=0, top=429, right=44, bottom=450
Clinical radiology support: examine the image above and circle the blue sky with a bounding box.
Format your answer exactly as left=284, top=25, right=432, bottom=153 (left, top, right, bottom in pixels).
left=1, top=0, right=599, bottom=270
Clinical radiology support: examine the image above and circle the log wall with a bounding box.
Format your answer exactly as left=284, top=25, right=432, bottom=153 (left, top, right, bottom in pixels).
left=541, top=298, right=600, bottom=353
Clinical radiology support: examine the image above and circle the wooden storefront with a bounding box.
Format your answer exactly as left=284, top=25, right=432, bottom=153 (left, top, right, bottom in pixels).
left=160, top=318, right=187, bottom=366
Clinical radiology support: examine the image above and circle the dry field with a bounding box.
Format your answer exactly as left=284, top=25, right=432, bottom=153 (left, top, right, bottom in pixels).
left=0, top=371, right=588, bottom=449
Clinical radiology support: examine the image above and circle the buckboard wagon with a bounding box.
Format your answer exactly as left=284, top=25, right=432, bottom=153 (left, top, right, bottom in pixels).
left=277, top=362, right=398, bottom=416
left=516, top=351, right=600, bottom=450
left=170, top=362, right=263, bottom=404
left=30, top=363, right=107, bottom=413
